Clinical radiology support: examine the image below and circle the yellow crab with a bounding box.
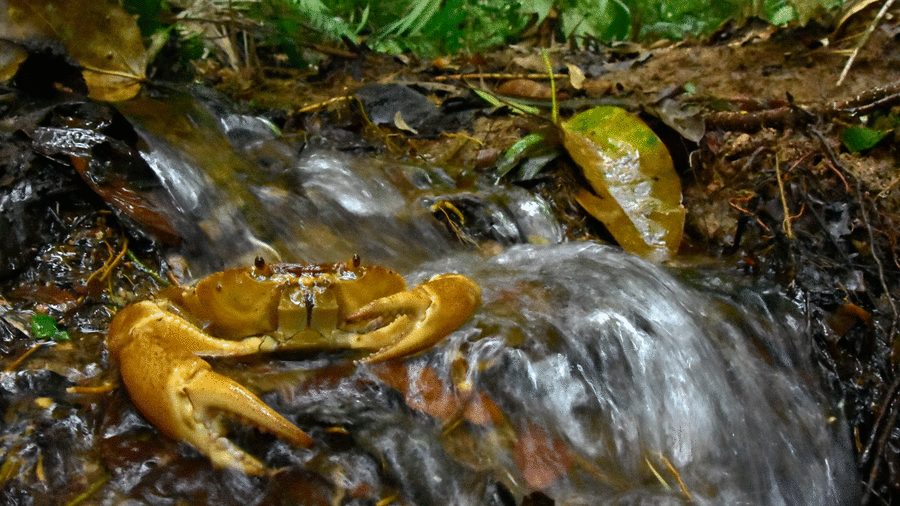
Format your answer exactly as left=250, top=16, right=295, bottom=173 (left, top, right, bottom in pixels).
left=106, top=257, right=480, bottom=475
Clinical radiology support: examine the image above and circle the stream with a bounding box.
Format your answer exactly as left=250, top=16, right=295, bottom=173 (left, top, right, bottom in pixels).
left=0, top=90, right=859, bottom=505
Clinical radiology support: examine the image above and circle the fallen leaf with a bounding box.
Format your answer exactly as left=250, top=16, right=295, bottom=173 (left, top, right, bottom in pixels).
left=371, top=362, right=460, bottom=420
left=1, top=0, right=146, bottom=101
left=513, top=421, right=572, bottom=490
left=393, top=110, right=419, bottom=134
left=497, top=78, right=553, bottom=100
left=562, top=106, right=685, bottom=260
left=473, top=88, right=541, bottom=115
left=70, top=156, right=182, bottom=245
left=566, top=63, right=585, bottom=89
left=842, top=125, right=890, bottom=152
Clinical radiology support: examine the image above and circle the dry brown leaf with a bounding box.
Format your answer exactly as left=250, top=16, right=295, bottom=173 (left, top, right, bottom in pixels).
left=1, top=0, right=146, bottom=101
left=566, top=63, right=585, bottom=90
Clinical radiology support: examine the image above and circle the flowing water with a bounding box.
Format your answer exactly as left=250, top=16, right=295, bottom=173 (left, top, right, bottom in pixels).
left=46, top=91, right=860, bottom=504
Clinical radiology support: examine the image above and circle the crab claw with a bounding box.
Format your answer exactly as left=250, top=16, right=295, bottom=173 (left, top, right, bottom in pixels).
left=344, top=273, right=481, bottom=363
left=108, top=302, right=313, bottom=475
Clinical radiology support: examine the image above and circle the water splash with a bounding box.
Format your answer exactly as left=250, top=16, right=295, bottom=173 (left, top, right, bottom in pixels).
left=259, top=243, right=857, bottom=505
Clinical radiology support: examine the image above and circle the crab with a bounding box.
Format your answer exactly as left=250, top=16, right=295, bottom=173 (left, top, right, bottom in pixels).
left=106, top=257, right=481, bottom=475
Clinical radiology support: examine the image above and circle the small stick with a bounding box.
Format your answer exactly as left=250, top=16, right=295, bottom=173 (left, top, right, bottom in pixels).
left=645, top=457, right=671, bottom=490
left=125, top=250, right=170, bottom=287
left=660, top=453, right=693, bottom=501
left=4, top=342, right=48, bottom=372
left=838, top=0, right=897, bottom=85
left=774, top=154, right=794, bottom=239
left=434, top=72, right=568, bottom=82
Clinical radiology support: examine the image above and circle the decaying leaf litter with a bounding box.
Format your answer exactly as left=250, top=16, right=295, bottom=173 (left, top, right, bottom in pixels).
left=2, top=0, right=900, bottom=504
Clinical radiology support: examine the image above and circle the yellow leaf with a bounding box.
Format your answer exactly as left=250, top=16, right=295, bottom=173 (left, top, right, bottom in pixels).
left=393, top=110, right=419, bottom=134
left=566, top=63, right=585, bottom=90
left=562, top=106, right=684, bottom=260
left=1, top=0, right=146, bottom=101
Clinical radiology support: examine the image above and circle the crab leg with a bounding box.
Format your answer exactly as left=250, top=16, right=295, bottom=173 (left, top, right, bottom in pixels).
left=344, top=273, right=481, bottom=363
left=108, top=301, right=313, bottom=475
left=108, top=301, right=276, bottom=357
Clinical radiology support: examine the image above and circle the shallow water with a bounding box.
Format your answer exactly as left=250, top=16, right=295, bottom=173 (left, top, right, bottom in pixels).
left=100, top=94, right=861, bottom=504
left=243, top=243, right=855, bottom=505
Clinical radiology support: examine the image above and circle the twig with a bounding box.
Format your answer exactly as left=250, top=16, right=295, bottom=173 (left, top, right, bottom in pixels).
left=541, top=49, right=557, bottom=124
left=660, top=453, right=693, bottom=501
left=861, top=377, right=900, bottom=504
left=814, top=126, right=900, bottom=503
left=812, top=127, right=900, bottom=503
left=836, top=85, right=900, bottom=115
left=705, top=107, right=795, bottom=131
left=837, top=0, right=897, bottom=86
left=434, top=72, right=568, bottom=82
left=125, top=250, right=171, bottom=287
left=64, top=472, right=110, bottom=506
left=728, top=194, right=773, bottom=233
left=374, top=493, right=399, bottom=506
left=4, top=342, right=48, bottom=372
left=645, top=457, right=671, bottom=490
left=774, top=154, right=794, bottom=239
left=824, top=159, right=852, bottom=193
left=66, top=382, right=117, bottom=395
left=295, top=95, right=354, bottom=114
left=861, top=374, right=900, bottom=467
left=80, top=238, right=129, bottom=301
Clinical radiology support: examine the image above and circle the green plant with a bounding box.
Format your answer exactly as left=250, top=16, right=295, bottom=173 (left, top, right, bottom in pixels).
left=122, top=0, right=850, bottom=70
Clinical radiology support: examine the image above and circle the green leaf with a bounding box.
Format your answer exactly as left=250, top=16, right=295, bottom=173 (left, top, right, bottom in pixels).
left=562, top=106, right=685, bottom=260
left=769, top=5, right=796, bottom=25
left=30, top=314, right=70, bottom=341
left=518, top=151, right=559, bottom=180
left=496, top=133, right=548, bottom=178
left=842, top=126, right=890, bottom=152
left=123, top=0, right=165, bottom=37
left=381, top=0, right=442, bottom=36
left=520, top=0, right=554, bottom=24
left=473, top=89, right=541, bottom=116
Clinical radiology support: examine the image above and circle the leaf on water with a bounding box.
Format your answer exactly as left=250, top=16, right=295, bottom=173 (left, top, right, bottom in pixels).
left=513, top=421, right=572, bottom=491
left=1, top=0, right=147, bottom=101
left=562, top=106, right=685, bottom=260
left=30, top=313, right=70, bottom=341
left=70, top=156, right=182, bottom=246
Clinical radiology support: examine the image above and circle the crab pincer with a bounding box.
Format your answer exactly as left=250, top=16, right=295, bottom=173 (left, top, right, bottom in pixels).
left=344, top=273, right=482, bottom=363
left=107, top=301, right=313, bottom=475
